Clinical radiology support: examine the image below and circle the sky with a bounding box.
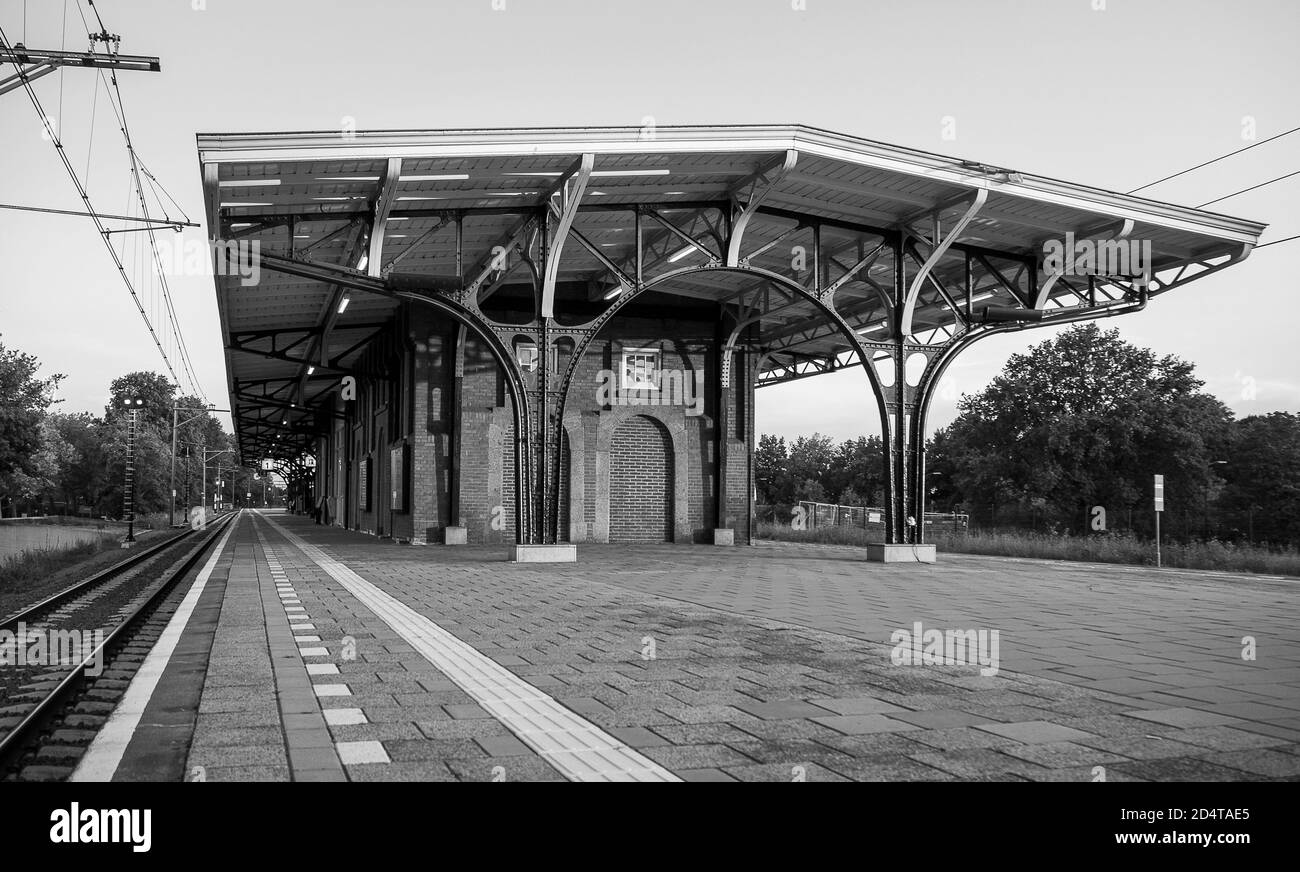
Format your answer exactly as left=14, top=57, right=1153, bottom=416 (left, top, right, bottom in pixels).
left=0, top=0, right=1296, bottom=445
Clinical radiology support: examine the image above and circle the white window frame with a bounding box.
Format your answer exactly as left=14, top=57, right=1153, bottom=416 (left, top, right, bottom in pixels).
left=621, top=347, right=661, bottom=392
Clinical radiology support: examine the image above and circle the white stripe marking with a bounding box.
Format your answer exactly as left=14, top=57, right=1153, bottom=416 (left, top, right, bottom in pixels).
left=263, top=515, right=679, bottom=782
left=337, top=740, right=389, bottom=764
left=324, top=708, right=367, bottom=726
left=314, top=684, right=351, bottom=697
left=71, top=515, right=241, bottom=782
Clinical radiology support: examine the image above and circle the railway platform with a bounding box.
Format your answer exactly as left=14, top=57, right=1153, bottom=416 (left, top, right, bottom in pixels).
left=64, top=510, right=1300, bottom=782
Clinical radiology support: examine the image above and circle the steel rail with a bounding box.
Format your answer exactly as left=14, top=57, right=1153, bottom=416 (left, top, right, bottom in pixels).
left=0, top=528, right=192, bottom=632
left=0, top=512, right=238, bottom=771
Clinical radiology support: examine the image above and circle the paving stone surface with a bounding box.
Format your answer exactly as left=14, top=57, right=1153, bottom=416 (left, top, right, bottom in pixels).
left=173, top=511, right=1300, bottom=781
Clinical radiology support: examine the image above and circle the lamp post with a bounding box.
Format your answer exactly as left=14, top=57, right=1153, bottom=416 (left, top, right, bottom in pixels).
left=119, top=397, right=145, bottom=543
left=170, top=405, right=230, bottom=527
left=185, top=444, right=232, bottom=527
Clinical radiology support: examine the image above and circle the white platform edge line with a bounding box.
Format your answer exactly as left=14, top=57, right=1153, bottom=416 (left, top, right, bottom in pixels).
left=70, top=514, right=242, bottom=782
left=262, top=515, right=681, bottom=783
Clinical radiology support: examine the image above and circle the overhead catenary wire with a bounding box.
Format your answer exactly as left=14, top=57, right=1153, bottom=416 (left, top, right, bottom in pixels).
left=1256, top=233, right=1300, bottom=249
left=98, top=57, right=207, bottom=402
left=1128, top=125, right=1300, bottom=194
left=1124, top=122, right=1299, bottom=252
left=0, top=22, right=187, bottom=392
left=1196, top=169, right=1300, bottom=208
left=73, top=0, right=204, bottom=399
left=0, top=202, right=194, bottom=225
left=17, top=1, right=208, bottom=403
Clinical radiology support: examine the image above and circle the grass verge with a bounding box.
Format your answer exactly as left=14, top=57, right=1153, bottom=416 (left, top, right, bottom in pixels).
left=755, top=522, right=1300, bottom=576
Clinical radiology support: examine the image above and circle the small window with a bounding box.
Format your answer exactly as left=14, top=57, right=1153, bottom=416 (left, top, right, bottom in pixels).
left=621, top=348, right=660, bottom=391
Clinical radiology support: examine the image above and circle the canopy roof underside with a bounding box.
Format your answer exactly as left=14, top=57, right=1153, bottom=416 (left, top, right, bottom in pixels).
left=198, top=124, right=1266, bottom=461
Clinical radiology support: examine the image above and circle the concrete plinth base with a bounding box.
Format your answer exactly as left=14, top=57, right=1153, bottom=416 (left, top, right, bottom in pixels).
left=510, top=543, right=578, bottom=563
left=866, top=543, right=937, bottom=563
left=444, top=526, right=467, bottom=545
left=711, top=528, right=735, bottom=546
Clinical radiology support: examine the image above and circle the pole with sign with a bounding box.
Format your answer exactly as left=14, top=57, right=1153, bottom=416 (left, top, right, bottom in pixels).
left=1153, top=474, right=1164, bottom=568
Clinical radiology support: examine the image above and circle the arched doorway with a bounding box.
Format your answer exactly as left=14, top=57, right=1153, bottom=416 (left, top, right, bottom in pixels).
left=609, top=415, right=673, bottom=542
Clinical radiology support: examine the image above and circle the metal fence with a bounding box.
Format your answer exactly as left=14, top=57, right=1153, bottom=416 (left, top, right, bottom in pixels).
left=757, top=502, right=969, bottom=535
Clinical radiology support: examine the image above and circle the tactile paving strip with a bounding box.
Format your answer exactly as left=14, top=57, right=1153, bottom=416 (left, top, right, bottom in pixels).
left=260, top=516, right=679, bottom=783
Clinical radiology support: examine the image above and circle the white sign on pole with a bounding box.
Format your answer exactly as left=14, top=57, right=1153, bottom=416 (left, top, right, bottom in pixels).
left=1153, top=474, right=1165, bottom=512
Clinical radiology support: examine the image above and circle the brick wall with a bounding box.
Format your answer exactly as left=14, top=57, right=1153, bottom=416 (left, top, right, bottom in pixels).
left=609, top=414, right=673, bottom=542
left=313, top=302, right=755, bottom=546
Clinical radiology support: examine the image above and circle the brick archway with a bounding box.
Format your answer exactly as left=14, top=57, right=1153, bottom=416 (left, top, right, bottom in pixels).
left=608, top=415, right=674, bottom=543
left=583, top=406, right=691, bottom=543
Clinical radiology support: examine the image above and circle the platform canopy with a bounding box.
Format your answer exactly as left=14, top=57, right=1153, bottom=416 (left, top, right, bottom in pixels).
left=199, top=124, right=1266, bottom=463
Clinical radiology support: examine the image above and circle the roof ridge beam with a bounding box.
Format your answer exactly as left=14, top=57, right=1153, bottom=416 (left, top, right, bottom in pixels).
left=898, top=188, right=987, bottom=337
left=1033, top=218, right=1133, bottom=308
left=365, top=158, right=402, bottom=278
left=726, top=150, right=798, bottom=267
left=541, top=153, right=594, bottom=317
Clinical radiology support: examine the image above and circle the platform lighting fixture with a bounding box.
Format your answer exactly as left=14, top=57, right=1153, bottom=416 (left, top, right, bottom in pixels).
left=941, top=291, right=998, bottom=312
left=400, top=174, right=470, bottom=182
left=668, top=244, right=702, bottom=263
left=218, top=179, right=281, bottom=187
left=337, top=295, right=350, bottom=314
left=307, top=366, right=316, bottom=375
left=591, top=169, right=671, bottom=177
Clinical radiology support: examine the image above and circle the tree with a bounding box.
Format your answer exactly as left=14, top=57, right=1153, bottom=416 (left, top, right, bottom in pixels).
left=827, top=435, right=885, bottom=505
left=48, top=412, right=107, bottom=512
left=787, top=434, right=835, bottom=498
left=754, top=434, right=792, bottom=505
left=6, top=417, right=76, bottom=510
left=107, top=372, right=176, bottom=432
left=1217, top=413, right=1300, bottom=544
left=0, top=338, right=63, bottom=515
left=940, top=324, right=1232, bottom=536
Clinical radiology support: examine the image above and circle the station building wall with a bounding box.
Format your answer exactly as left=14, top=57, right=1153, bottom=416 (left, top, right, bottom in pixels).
left=312, top=303, right=755, bottom=546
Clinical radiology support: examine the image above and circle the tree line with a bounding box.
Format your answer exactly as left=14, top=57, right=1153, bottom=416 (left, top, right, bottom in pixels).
left=0, top=338, right=272, bottom=520
left=756, top=325, right=1300, bottom=546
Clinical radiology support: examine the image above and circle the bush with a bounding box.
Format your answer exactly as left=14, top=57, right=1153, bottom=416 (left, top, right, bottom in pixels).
left=754, top=522, right=1300, bottom=576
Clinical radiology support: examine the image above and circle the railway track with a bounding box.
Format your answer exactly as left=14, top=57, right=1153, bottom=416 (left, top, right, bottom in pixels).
left=0, top=511, right=238, bottom=781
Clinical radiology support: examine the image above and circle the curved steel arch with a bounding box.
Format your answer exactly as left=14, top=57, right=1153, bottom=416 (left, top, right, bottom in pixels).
left=391, top=289, right=538, bottom=543
left=544, top=263, right=892, bottom=544
left=906, top=289, right=1149, bottom=533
